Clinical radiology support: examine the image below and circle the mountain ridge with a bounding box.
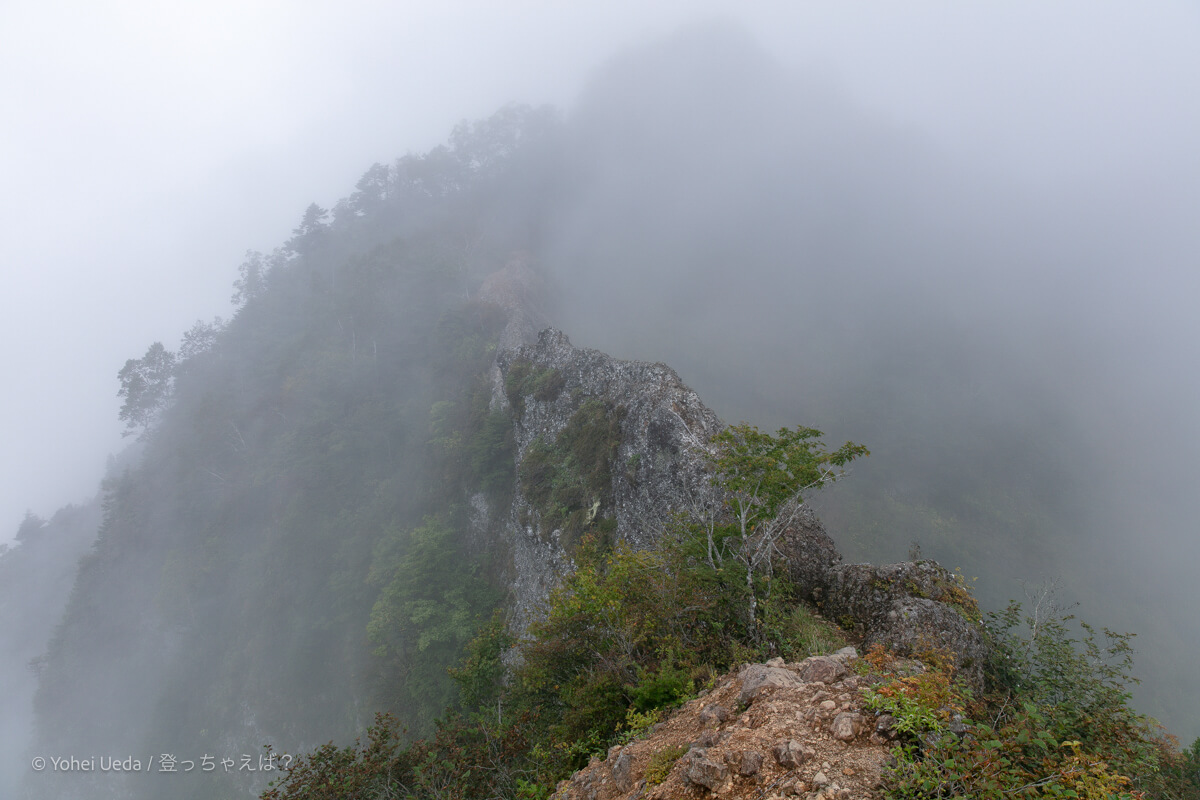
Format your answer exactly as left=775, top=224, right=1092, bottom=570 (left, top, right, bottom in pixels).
left=3, top=26, right=1197, bottom=797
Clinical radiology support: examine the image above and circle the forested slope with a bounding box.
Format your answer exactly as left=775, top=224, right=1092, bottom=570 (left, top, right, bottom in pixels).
left=26, top=106, right=557, bottom=800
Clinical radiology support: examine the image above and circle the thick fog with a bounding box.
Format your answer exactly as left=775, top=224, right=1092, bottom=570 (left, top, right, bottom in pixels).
left=5, top=2, right=1197, bottom=544
left=539, top=20, right=1200, bottom=734
left=2, top=3, right=1199, bottom=793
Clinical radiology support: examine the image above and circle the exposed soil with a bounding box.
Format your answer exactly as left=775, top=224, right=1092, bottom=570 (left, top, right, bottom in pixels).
left=554, top=648, right=898, bottom=800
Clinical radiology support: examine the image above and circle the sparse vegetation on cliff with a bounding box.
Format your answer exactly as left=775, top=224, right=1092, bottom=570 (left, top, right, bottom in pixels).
left=250, top=411, right=1200, bottom=800
left=518, top=398, right=626, bottom=548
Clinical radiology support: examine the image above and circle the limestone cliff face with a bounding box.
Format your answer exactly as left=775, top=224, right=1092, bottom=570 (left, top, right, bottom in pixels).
left=501, top=327, right=723, bottom=538
left=489, top=325, right=724, bottom=629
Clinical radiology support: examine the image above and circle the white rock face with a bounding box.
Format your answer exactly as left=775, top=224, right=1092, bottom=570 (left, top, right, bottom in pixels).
left=494, top=327, right=723, bottom=630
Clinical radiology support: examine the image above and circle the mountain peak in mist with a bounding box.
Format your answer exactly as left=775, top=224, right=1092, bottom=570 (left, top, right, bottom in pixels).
left=570, top=19, right=807, bottom=165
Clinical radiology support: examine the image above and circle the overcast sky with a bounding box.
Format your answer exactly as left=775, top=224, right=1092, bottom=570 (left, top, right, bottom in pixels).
left=2, top=0, right=1198, bottom=542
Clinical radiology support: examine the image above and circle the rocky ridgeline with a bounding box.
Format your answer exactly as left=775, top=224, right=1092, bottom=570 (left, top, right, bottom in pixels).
left=485, top=329, right=987, bottom=677
left=555, top=648, right=901, bottom=800
left=463, top=264, right=995, bottom=798
left=474, top=255, right=988, bottom=707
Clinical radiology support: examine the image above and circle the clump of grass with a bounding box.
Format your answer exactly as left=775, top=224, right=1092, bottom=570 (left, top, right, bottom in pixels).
left=645, top=744, right=689, bottom=785
left=504, top=358, right=564, bottom=413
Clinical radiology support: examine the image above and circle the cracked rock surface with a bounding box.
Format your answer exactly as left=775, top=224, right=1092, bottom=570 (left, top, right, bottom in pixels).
left=491, top=326, right=723, bottom=630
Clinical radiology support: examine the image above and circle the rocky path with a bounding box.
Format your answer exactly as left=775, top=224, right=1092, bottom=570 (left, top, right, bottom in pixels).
left=555, top=648, right=898, bottom=800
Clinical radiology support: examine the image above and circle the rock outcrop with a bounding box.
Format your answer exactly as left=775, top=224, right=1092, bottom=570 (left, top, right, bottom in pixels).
left=780, top=514, right=987, bottom=691
left=478, top=253, right=551, bottom=352
left=498, top=326, right=722, bottom=547
left=555, top=648, right=892, bottom=800
left=477, top=307, right=723, bottom=627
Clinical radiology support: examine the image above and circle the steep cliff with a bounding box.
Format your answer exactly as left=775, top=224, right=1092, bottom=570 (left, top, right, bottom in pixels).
left=493, top=326, right=723, bottom=627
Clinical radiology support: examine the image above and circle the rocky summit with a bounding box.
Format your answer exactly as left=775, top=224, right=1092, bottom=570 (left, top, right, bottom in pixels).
left=556, top=648, right=896, bottom=800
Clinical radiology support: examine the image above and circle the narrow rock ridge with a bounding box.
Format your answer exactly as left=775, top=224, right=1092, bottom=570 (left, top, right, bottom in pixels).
left=494, top=325, right=724, bottom=630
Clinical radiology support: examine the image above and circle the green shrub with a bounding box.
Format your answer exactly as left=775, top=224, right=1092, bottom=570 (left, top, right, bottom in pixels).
left=759, top=592, right=847, bottom=660
left=504, top=359, right=564, bottom=413
left=630, top=659, right=694, bottom=713
left=861, top=644, right=968, bottom=739
left=645, top=744, right=689, bottom=785
left=514, top=537, right=699, bottom=757
left=982, top=600, right=1161, bottom=779
left=260, top=714, right=405, bottom=800
left=873, top=598, right=1199, bottom=799
left=468, top=408, right=516, bottom=495
left=518, top=399, right=625, bottom=548
left=617, top=706, right=665, bottom=744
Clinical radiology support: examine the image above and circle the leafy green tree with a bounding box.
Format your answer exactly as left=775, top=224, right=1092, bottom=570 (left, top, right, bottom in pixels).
left=367, top=516, right=498, bottom=732
left=448, top=611, right=512, bottom=712
left=116, top=342, right=176, bottom=436
left=706, top=424, right=868, bottom=633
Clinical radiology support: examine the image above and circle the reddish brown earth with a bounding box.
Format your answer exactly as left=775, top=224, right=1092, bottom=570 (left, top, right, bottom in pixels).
left=554, top=648, right=900, bottom=800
